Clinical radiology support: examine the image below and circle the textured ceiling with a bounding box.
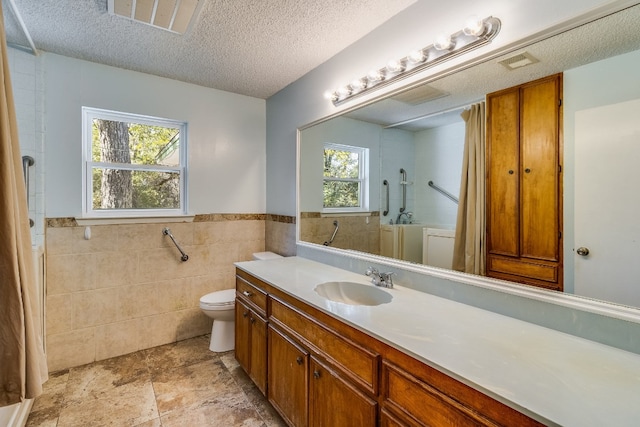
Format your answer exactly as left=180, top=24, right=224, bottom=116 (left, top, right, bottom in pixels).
left=1, top=0, right=416, bottom=99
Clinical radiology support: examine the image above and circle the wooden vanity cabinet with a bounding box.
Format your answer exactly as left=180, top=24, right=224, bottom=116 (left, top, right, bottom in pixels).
left=236, top=268, right=542, bottom=427
left=235, top=272, right=268, bottom=395
left=486, top=73, right=563, bottom=291
left=308, top=356, right=378, bottom=427
left=267, top=325, right=309, bottom=427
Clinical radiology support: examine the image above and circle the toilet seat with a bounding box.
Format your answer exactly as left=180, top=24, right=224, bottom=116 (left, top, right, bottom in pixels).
left=200, top=289, right=235, bottom=310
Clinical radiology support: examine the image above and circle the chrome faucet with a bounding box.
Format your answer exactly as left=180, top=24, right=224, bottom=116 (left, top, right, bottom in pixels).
left=365, top=267, right=395, bottom=288
left=396, top=211, right=413, bottom=224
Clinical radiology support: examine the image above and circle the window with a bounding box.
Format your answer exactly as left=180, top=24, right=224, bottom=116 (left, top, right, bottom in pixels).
left=323, top=143, right=369, bottom=212
left=82, top=107, right=188, bottom=217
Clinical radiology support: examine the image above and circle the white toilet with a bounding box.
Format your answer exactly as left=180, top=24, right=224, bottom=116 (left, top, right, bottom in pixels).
left=199, top=288, right=236, bottom=352
left=200, top=251, right=283, bottom=352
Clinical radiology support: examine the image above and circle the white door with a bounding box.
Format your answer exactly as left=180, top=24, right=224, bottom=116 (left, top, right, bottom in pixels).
left=574, top=99, right=640, bottom=307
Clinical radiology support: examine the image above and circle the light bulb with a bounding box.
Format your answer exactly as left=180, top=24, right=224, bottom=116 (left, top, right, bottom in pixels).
left=323, top=90, right=337, bottom=101
left=434, top=33, right=453, bottom=51
left=367, top=69, right=384, bottom=83
left=351, top=78, right=366, bottom=91
left=386, top=59, right=405, bottom=73
left=337, top=86, right=351, bottom=99
left=463, top=15, right=485, bottom=36
left=408, top=49, right=426, bottom=64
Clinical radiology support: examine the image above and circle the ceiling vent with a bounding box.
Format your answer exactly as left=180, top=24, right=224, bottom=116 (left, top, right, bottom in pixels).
left=391, top=85, right=449, bottom=106
left=498, top=51, right=540, bottom=70
left=107, top=0, right=205, bottom=35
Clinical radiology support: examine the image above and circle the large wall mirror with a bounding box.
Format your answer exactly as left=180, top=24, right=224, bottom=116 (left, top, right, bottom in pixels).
left=299, top=5, right=640, bottom=310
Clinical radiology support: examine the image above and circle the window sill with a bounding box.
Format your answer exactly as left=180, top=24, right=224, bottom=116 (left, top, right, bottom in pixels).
left=75, top=215, right=195, bottom=226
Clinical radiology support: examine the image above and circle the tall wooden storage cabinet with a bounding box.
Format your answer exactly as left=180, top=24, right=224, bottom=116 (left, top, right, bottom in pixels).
left=486, top=73, right=563, bottom=291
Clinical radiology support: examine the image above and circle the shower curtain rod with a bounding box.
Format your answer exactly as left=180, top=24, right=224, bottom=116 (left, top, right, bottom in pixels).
left=384, top=98, right=483, bottom=129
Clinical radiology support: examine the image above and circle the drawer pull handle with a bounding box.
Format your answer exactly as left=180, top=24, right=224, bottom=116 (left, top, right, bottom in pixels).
left=296, top=356, right=303, bottom=365
left=313, top=370, right=321, bottom=379
left=242, top=290, right=253, bottom=297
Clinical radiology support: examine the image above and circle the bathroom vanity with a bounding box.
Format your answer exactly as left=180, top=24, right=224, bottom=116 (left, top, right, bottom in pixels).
left=234, top=256, right=640, bottom=426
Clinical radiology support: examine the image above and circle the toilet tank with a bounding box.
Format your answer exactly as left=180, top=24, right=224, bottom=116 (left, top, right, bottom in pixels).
left=422, top=228, right=455, bottom=269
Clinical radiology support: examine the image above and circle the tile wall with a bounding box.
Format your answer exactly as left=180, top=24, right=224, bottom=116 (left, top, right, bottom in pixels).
left=44, top=215, right=269, bottom=372
left=299, top=213, right=380, bottom=255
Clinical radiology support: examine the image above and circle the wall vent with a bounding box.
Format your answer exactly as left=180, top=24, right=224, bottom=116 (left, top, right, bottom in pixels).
left=107, top=0, right=205, bottom=35
left=498, top=51, right=540, bottom=70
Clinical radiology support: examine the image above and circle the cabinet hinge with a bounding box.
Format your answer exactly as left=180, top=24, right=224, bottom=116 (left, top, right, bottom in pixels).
left=559, top=165, right=562, bottom=173
left=559, top=98, right=562, bottom=106
left=559, top=231, right=562, bottom=239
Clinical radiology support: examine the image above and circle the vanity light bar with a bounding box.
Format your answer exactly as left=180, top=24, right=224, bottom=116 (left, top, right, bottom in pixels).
left=325, top=16, right=501, bottom=106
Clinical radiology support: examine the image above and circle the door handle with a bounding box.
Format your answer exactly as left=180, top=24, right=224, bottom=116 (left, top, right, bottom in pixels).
left=576, top=247, right=590, bottom=256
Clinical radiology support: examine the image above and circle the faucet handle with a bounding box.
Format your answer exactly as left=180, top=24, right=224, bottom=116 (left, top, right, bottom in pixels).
left=380, top=272, right=395, bottom=288
left=365, top=266, right=379, bottom=277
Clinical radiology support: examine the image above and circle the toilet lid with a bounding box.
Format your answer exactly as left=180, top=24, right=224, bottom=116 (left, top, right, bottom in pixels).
left=200, top=289, right=236, bottom=306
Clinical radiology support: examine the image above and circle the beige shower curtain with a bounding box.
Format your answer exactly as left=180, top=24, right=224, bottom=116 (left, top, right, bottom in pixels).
left=0, top=4, right=48, bottom=406
left=452, top=102, right=486, bottom=275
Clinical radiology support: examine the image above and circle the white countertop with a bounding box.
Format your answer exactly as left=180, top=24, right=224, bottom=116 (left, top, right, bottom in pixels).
left=236, top=256, right=640, bottom=426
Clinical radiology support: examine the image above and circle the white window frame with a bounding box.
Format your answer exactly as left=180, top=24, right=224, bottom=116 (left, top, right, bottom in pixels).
left=81, top=107, right=188, bottom=218
left=322, top=142, right=369, bottom=213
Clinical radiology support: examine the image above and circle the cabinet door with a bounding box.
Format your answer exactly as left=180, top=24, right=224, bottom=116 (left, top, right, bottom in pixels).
left=309, top=357, right=377, bottom=427
left=268, top=326, right=308, bottom=427
left=235, top=299, right=251, bottom=373
left=249, top=311, right=268, bottom=395
left=520, top=76, right=560, bottom=262
left=487, top=87, right=520, bottom=258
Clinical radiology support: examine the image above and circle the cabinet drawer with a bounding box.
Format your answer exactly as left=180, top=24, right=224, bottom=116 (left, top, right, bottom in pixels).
left=270, top=297, right=379, bottom=395
left=236, top=275, right=267, bottom=316
left=382, top=361, right=495, bottom=426
left=488, top=255, right=558, bottom=283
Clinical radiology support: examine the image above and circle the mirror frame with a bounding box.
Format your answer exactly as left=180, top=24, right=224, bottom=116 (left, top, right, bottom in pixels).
left=295, top=3, right=640, bottom=326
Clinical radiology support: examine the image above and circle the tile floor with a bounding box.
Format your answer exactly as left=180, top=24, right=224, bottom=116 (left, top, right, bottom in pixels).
left=26, top=335, right=286, bottom=427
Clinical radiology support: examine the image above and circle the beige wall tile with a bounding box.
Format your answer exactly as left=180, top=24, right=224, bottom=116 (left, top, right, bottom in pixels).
left=47, top=328, right=96, bottom=372
left=73, top=288, right=119, bottom=329
left=93, top=250, right=138, bottom=289
left=46, top=225, right=119, bottom=255
left=175, top=308, right=212, bottom=341
left=95, top=318, right=143, bottom=361
left=47, top=253, right=95, bottom=295
left=138, top=312, right=179, bottom=350
left=46, top=293, right=73, bottom=335
left=118, top=279, right=191, bottom=321
left=118, top=222, right=194, bottom=251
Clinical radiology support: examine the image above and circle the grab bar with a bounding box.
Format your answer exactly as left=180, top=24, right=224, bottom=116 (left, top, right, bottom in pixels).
left=162, top=228, right=189, bottom=261
left=383, top=180, right=389, bottom=216
left=22, top=155, right=34, bottom=227
left=399, top=168, right=407, bottom=213
left=323, top=220, right=339, bottom=246
left=428, top=180, right=459, bottom=204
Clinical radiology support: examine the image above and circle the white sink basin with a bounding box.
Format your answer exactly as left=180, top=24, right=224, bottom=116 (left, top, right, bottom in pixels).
left=314, top=281, right=392, bottom=306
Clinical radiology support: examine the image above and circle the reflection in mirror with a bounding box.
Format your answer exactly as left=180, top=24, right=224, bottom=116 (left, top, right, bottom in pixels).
left=299, top=5, right=640, bottom=308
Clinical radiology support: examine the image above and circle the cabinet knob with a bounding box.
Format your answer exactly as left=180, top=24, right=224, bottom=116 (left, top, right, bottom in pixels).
left=296, top=356, right=303, bottom=365
left=313, top=370, right=321, bottom=379
left=508, top=170, right=514, bottom=175
left=242, top=290, right=253, bottom=297
left=250, top=317, right=256, bottom=324
left=524, top=168, right=531, bottom=173
left=243, top=311, right=249, bottom=318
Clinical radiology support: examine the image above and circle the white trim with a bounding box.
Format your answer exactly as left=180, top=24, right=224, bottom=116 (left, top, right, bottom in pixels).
left=81, top=107, right=188, bottom=217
